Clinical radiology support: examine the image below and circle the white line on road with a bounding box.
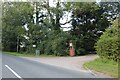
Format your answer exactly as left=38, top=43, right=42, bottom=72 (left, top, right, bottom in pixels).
left=5, top=65, right=23, bottom=80
left=84, top=66, right=97, bottom=76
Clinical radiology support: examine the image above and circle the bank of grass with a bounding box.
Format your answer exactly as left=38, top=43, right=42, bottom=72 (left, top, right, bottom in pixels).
left=83, top=58, right=118, bottom=77
left=4, top=52, right=58, bottom=57
left=4, top=52, right=35, bottom=57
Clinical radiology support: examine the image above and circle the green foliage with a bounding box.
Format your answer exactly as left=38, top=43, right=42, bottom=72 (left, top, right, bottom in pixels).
left=71, top=37, right=85, bottom=55
left=69, top=2, right=110, bottom=55
left=2, top=2, right=119, bottom=56
left=51, top=32, right=71, bottom=56
left=2, top=25, right=17, bottom=51
left=37, top=30, right=71, bottom=56
left=2, top=2, right=34, bottom=52
left=95, top=18, right=120, bottom=61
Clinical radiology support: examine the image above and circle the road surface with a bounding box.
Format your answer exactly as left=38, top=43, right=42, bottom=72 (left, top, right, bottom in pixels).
left=2, top=52, right=96, bottom=79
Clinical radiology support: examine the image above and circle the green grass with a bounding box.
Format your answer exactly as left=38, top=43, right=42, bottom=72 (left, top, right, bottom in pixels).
left=4, top=52, right=58, bottom=57
left=4, top=52, right=35, bottom=57
left=83, top=58, right=118, bottom=77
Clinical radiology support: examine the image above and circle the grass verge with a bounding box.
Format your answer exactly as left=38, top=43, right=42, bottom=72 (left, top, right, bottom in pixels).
left=83, top=58, right=118, bottom=77
left=4, top=52, right=58, bottom=57
left=4, top=52, right=35, bottom=57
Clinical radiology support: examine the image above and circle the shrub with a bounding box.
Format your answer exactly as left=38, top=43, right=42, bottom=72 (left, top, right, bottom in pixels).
left=72, top=38, right=86, bottom=55
left=95, top=18, right=120, bottom=61
left=37, top=30, right=71, bottom=56
left=51, top=31, right=71, bottom=56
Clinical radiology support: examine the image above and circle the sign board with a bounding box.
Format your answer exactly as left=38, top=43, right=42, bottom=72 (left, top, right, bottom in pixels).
left=69, top=43, right=73, bottom=47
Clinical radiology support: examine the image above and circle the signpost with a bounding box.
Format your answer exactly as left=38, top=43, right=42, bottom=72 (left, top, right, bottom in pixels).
left=69, top=42, right=75, bottom=57
left=36, top=50, right=40, bottom=56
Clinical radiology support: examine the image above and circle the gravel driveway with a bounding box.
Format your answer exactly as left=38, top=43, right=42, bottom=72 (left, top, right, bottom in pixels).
left=22, top=54, right=98, bottom=71
left=21, top=54, right=112, bottom=78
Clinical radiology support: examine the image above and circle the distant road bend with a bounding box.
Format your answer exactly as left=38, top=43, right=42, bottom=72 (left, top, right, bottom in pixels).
left=2, top=52, right=96, bottom=79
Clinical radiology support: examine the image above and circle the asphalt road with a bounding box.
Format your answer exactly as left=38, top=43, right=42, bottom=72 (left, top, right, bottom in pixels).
left=2, top=52, right=96, bottom=79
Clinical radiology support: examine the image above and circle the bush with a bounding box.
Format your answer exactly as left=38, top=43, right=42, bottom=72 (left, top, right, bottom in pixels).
left=72, top=35, right=95, bottom=55
left=72, top=38, right=86, bottom=55
left=37, top=30, right=71, bottom=56
left=95, top=18, right=119, bottom=61
left=51, top=32, right=71, bottom=56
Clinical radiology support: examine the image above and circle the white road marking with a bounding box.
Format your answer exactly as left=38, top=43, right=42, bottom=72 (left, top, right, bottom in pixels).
left=84, top=66, right=97, bottom=76
left=5, top=65, right=23, bottom=80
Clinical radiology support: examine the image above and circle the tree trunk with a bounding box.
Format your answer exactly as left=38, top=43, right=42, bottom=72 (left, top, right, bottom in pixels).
left=17, top=36, right=19, bottom=53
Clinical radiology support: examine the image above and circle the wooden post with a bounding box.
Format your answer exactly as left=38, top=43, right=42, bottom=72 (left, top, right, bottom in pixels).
left=69, top=42, right=75, bottom=57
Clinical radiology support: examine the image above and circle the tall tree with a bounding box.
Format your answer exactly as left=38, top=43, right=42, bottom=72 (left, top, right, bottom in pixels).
left=63, top=2, right=111, bottom=54
left=2, top=2, right=34, bottom=52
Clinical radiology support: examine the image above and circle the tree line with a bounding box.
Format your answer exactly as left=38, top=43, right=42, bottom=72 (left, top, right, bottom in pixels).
left=2, top=1, right=120, bottom=61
